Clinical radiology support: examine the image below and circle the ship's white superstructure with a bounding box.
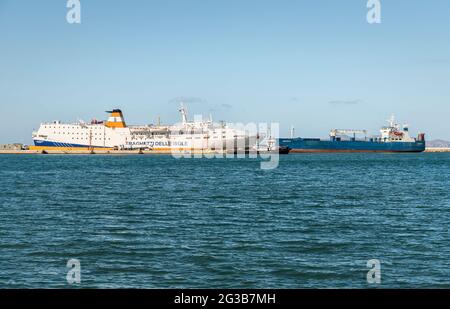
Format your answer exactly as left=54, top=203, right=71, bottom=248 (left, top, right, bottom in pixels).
left=378, top=115, right=416, bottom=142
left=328, top=115, right=418, bottom=143
left=31, top=105, right=257, bottom=151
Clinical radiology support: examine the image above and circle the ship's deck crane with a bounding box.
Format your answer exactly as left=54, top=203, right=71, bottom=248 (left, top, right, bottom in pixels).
left=330, top=129, right=367, bottom=141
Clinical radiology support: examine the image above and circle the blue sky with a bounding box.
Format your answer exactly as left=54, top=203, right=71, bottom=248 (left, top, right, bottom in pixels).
left=1, top=0, right=449, bottom=144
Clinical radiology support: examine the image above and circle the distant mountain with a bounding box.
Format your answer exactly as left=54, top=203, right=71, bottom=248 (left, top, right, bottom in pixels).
left=426, top=139, right=450, bottom=148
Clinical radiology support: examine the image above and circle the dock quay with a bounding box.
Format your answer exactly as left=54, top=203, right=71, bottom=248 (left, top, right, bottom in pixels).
left=1, top=147, right=450, bottom=155
left=0, top=149, right=229, bottom=155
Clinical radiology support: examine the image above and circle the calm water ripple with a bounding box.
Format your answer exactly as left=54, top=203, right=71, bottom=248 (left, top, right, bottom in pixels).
left=1, top=153, right=450, bottom=288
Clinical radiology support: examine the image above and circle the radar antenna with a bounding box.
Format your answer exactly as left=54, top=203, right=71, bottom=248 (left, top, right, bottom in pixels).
left=179, top=103, right=188, bottom=124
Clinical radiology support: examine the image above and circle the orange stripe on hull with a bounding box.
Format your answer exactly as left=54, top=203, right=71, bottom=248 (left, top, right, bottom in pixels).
left=152, top=147, right=222, bottom=151
left=29, top=146, right=222, bottom=152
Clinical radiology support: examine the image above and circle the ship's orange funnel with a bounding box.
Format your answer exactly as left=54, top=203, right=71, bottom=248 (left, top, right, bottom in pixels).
left=105, top=109, right=126, bottom=128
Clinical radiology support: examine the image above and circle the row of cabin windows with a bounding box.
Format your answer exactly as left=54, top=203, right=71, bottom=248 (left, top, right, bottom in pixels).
left=186, top=136, right=227, bottom=139
left=178, top=131, right=228, bottom=135
left=62, top=137, right=111, bottom=140
left=52, top=132, right=104, bottom=135
left=373, top=137, right=403, bottom=142
left=44, top=126, right=103, bottom=130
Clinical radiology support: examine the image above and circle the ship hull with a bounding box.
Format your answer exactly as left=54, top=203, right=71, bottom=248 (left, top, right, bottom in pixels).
left=32, top=137, right=257, bottom=152
left=279, top=138, right=425, bottom=153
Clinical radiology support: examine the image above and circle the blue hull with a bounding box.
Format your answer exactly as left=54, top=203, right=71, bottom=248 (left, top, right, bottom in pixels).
left=279, top=138, right=425, bottom=153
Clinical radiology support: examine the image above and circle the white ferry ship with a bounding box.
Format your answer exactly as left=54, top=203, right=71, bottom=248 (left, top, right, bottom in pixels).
left=31, top=105, right=257, bottom=152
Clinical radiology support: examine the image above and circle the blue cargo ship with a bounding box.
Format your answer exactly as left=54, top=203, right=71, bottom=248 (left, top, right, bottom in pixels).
left=279, top=116, right=425, bottom=153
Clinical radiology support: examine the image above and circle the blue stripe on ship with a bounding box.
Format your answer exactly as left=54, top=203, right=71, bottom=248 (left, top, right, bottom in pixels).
left=33, top=140, right=109, bottom=148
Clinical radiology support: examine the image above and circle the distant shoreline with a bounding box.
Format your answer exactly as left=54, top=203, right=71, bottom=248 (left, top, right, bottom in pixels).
left=1, top=148, right=450, bottom=155
left=424, top=147, right=450, bottom=152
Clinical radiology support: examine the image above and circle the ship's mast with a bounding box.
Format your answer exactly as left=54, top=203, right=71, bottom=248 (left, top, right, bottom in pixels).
left=179, top=103, right=188, bottom=124
left=89, top=129, right=93, bottom=151
left=388, top=114, right=395, bottom=128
